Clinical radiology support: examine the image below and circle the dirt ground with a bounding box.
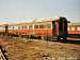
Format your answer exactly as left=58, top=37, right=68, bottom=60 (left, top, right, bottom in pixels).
left=0, top=38, right=80, bottom=60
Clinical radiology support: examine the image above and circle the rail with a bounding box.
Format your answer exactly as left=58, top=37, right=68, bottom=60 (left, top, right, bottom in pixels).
left=0, top=46, right=8, bottom=60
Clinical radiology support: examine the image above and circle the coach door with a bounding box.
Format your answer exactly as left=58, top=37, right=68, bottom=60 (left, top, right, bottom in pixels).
left=52, top=21, right=57, bottom=36
left=59, top=17, right=68, bottom=36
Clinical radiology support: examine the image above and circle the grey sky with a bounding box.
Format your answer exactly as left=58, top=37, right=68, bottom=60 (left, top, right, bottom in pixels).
left=0, top=0, right=80, bottom=23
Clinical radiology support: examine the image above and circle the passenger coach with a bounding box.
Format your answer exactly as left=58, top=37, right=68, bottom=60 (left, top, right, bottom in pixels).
left=0, top=17, right=69, bottom=41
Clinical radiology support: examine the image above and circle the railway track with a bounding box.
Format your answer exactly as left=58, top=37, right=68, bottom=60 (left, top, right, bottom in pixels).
left=0, top=46, right=8, bottom=60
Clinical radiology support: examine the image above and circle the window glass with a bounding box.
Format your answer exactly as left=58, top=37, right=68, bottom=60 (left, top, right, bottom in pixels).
left=34, top=25, right=38, bottom=28
left=68, top=27, right=70, bottom=31
left=0, top=26, right=4, bottom=30
left=47, top=24, right=51, bottom=28
left=22, top=26, right=24, bottom=29
left=8, top=26, right=13, bottom=30
left=71, top=27, right=75, bottom=31
left=18, top=26, right=20, bottom=30
left=24, top=26, right=27, bottom=29
left=39, top=25, right=44, bottom=28
left=77, top=27, right=80, bottom=31
left=14, top=26, right=19, bottom=30
left=21, top=26, right=27, bottom=29
left=29, top=25, right=32, bottom=29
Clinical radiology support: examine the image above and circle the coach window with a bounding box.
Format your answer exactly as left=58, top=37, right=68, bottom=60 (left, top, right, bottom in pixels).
left=25, top=26, right=27, bottom=29
left=47, top=24, right=51, bottom=29
left=21, top=26, right=25, bottom=29
left=68, top=27, right=70, bottom=31
left=71, top=27, right=75, bottom=31
left=39, top=25, right=44, bottom=28
left=34, top=25, right=38, bottom=29
left=9, top=26, right=13, bottom=30
left=18, top=26, right=20, bottom=30
left=14, top=26, right=18, bottom=30
left=8, top=26, right=10, bottom=28
left=0, top=26, right=3, bottom=30
left=22, top=26, right=24, bottom=29
left=12, top=26, right=14, bottom=30
left=22, top=26, right=27, bottom=29
left=29, top=25, right=32, bottom=29
left=77, top=27, right=80, bottom=31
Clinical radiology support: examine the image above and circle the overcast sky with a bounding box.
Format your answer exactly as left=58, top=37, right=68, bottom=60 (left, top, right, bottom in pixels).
left=0, top=0, right=80, bottom=23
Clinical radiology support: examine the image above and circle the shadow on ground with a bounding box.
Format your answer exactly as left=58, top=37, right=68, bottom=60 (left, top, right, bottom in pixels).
left=61, top=39, right=80, bottom=45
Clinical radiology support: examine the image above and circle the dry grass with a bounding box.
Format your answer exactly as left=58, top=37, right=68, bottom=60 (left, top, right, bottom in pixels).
left=0, top=38, right=80, bottom=60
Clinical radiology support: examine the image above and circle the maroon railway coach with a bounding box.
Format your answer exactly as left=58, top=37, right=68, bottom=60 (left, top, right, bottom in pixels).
left=30, top=17, right=68, bottom=41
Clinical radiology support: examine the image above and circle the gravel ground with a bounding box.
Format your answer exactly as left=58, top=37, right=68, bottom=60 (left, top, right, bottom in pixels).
left=0, top=38, right=80, bottom=60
